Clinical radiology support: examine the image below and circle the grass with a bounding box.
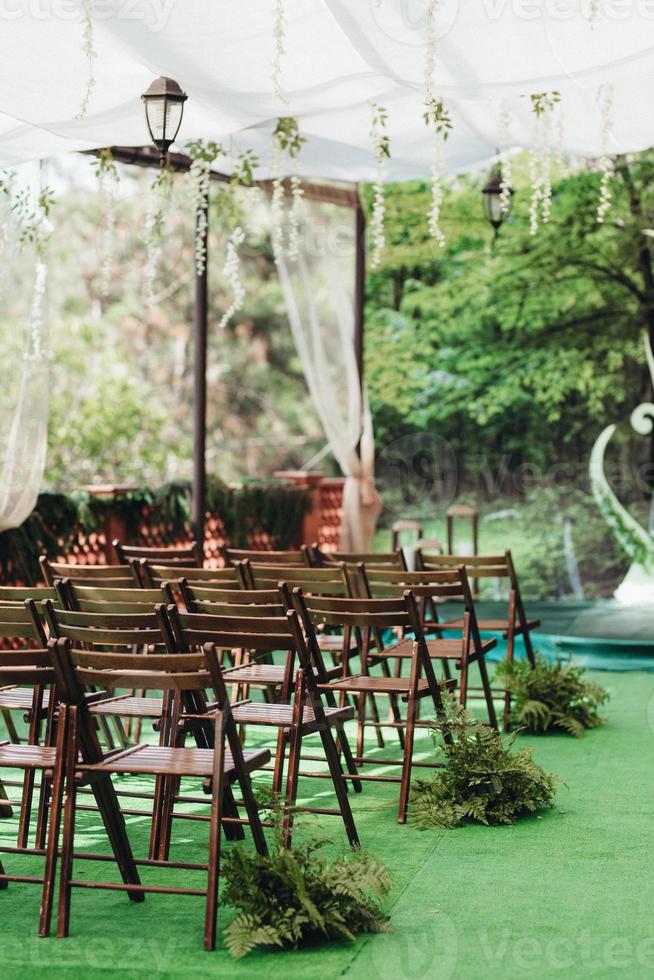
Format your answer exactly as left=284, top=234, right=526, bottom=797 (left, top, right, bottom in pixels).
left=1, top=670, right=653, bottom=978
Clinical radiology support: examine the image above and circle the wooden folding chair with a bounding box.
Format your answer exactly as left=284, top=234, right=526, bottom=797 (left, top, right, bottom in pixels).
left=140, top=561, right=240, bottom=590
left=353, top=565, right=498, bottom=729
left=0, top=600, right=52, bottom=845
left=312, top=545, right=408, bottom=570
left=113, top=539, right=204, bottom=570
left=166, top=600, right=359, bottom=848
left=294, top=590, right=456, bottom=823
left=245, top=560, right=396, bottom=752
left=416, top=550, right=539, bottom=728
left=40, top=556, right=137, bottom=589
left=220, top=545, right=312, bottom=568
left=48, top=636, right=269, bottom=950
left=0, top=647, right=70, bottom=937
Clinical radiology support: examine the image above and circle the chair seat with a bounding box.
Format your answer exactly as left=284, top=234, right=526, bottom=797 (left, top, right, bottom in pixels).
left=232, top=701, right=353, bottom=730
left=0, top=686, right=49, bottom=711
left=376, top=637, right=496, bottom=660
left=82, top=744, right=271, bottom=778
left=223, top=663, right=340, bottom=686
left=89, top=695, right=164, bottom=718
left=0, top=741, right=57, bottom=769
left=320, top=675, right=456, bottom=695
left=441, top=617, right=540, bottom=634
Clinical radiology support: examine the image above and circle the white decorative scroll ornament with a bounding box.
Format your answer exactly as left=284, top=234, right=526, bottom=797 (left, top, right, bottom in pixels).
left=589, top=331, right=654, bottom=604
left=596, top=84, right=615, bottom=224
left=0, top=177, right=53, bottom=532
left=276, top=197, right=382, bottom=550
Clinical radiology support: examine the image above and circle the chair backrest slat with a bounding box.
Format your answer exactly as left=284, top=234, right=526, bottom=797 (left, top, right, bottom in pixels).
left=221, top=545, right=310, bottom=568
left=113, top=539, right=203, bottom=567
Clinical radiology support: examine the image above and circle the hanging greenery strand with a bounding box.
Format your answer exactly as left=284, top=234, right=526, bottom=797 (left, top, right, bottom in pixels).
left=144, top=166, right=173, bottom=306
left=93, top=149, right=119, bottom=298
left=187, top=140, right=223, bottom=276
left=528, top=91, right=560, bottom=235
left=424, top=97, right=451, bottom=247
left=76, top=0, right=97, bottom=119
left=269, top=117, right=305, bottom=263
left=498, top=99, right=513, bottom=215
left=218, top=226, right=246, bottom=330
left=369, top=102, right=390, bottom=270
left=272, top=0, right=289, bottom=105
left=596, top=84, right=615, bottom=224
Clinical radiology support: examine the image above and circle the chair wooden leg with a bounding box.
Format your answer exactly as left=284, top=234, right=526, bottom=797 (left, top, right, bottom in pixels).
left=1, top=708, right=19, bottom=743
left=503, top=632, right=516, bottom=732
left=398, top=693, right=418, bottom=825
left=55, top=706, right=79, bottom=938
left=40, top=704, right=71, bottom=938
left=272, top=729, right=287, bottom=795
left=91, top=775, right=144, bottom=903
left=204, top=716, right=225, bottom=953
left=0, top=853, right=7, bottom=888
left=319, top=722, right=360, bottom=846
left=478, top=655, right=498, bottom=730
left=281, top=723, right=303, bottom=849
left=0, top=777, right=12, bottom=819
left=333, top=721, right=363, bottom=793
left=355, top=691, right=366, bottom=759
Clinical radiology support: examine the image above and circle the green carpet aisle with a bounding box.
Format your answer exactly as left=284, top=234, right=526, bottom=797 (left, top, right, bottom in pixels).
left=1, top=671, right=653, bottom=979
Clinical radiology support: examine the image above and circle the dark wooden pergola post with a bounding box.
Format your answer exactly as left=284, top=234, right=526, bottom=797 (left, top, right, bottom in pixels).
left=192, top=197, right=208, bottom=546
left=354, top=197, right=366, bottom=390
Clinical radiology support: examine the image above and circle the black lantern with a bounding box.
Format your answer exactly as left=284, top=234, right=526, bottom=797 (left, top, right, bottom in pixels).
left=141, top=76, right=188, bottom=164
left=482, top=162, right=513, bottom=234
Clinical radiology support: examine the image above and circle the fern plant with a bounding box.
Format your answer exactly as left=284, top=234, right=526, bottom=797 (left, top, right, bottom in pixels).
left=411, top=696, right=559, bottom=829
left=495, top=654, right=609, bottom=736
left=222, top=793, right=392, bottom=959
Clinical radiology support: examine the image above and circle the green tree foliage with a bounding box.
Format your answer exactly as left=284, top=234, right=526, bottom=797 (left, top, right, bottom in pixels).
left=411, top=696, right=559, bottom=829
left=496, top=654, right=609, bottom=737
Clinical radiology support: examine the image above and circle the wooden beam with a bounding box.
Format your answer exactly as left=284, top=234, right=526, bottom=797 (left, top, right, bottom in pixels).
left=85, top=145, right=359, bottom=209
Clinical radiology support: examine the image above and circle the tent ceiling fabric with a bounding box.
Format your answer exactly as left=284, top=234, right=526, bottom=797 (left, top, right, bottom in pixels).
left=0, top=0, right=653, bottom=178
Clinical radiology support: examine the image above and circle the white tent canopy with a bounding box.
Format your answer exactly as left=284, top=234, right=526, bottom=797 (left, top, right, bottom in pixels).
left=0, top=0, right=653, bottom=177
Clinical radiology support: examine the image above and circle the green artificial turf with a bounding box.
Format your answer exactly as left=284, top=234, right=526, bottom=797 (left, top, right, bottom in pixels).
left=1, top=671, right=653, bottom=979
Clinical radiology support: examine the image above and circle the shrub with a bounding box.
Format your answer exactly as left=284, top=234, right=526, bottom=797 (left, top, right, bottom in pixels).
left=411, top=697, right=559, bottom=829
left=495, top=654, right=609, bottom=736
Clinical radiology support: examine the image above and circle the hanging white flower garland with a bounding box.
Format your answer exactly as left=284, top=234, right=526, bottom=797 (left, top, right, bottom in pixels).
left=144, top=167, right=173, bottom=307
left=218, top=226, right=246, bottom=330
left=77, top=0, right=97, bottom=119
left=498, top=100, right=514, bottom=215
left=528, top=91, right=560, bottom=236
left=369, top=103, right=389, bottom=270
left=596, top=84, right=615, bottom=224
left=94, top=149, right=119, bottom=298
left=27, top=190, right=54, bottom=361
left=272, top=0, right=289, bottom=105
left=424, top=98, right=451, bottom=247
left=269, top=117, right=306, bottom=264
left=587, top=0, right=600, bottom=24
left=187, top=140, right=223, bottom=276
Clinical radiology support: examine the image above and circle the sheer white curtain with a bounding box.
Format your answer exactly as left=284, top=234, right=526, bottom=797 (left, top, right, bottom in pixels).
left=276, top=198, right=381, bottom=551
left=0, top=189, right=49, bottom=533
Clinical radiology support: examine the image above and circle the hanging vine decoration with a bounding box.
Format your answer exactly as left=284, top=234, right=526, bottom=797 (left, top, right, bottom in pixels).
left=497, top=100, right=513, bottom=215
left=596, top=84, right=615, bottom=224
left=272, top=0, right=289, bottom=105
left=587, top=0, right=600, bottom=24
left=76, top=0, right=97, bottom=119
left=423, top=97, right=452, bottom=247
left=187, top=140, right=223, bottom=276
left=528, top=91, right=560, bottom=235
left=92, top=149, right=119, bottom=297
left=144, top=164, right=174, bottom=307
left=216, top=148, right=259, bottom=329
left=218, top=227, right=246, bottom=330
left=0, top=173, right=54, bottom=354
left=270, top=117, right=306, bottom=263
left=369, top=102, right=390, bottom=270
left=424, top=0, right=439, bottom=101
